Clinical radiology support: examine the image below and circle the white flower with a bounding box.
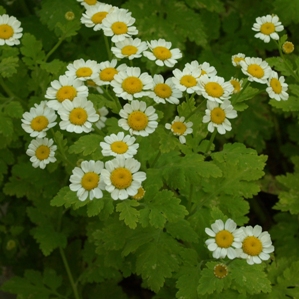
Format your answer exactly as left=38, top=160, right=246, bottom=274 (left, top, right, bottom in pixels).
left=171, top=66, right=201, bottom=94
left=100, top=131, right=139, bottom=158
left=237, top=225, right=274, bottom=265
left=198, top=75, right=234, bottom=103
left=65, top=58, right=101, bottom=81
left=21, top=101, right=57, bottom=138
left=205, top=219, right=243, bottom=259
left=111, top=67, right=153, bottom=101
left=266, top=70, right=288, bottom=101
left=69, top=160, right=106, bottom=201
left=45, top=75, right=89, bottom=111
left=101, top=8, right=138, bottom=42
left=185, top=61, right=217, bottom=78
left=230, top=77, right=243, bottom=93
left=165, top=116, right=193, bottom=144
left=231, top=53, right=246, bottom=67
left=203, top=100, right=237, bottom=135
left=149, top=74, right=182, bottom=104
left=93, top=59, right=127, bottom=86
left=0, top=14, right=23, bottom=46
left=80, top=2, right=113, bottom=31
left=26, top=138, right=57, bottom=169
left=240, top=57, right=272, bottom=84
left=252, top=15, right=284, bottom=43
left=58, top=97, right=99, bottom=133
left=118, top=100, right=158, bottom=136
left=95, top=106, right=109, bottom=129
left=111, top=37, right=147, bottom=60
left=77, top=0, right=99, bottom=8
left=143, top=38, right=182, bottom=67
left=101, top=156, right=146, bottom=200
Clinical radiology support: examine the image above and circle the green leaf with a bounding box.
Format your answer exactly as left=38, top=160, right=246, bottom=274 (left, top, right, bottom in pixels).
left=42, top=268, right=62, bottom=290
left=166, top=219, right=199, bottom=243
left=273, top=0, right=299, bottom=25
left=266, top=56, right=294, bottom=77
left=87, top=198, right=105, bottom=217
left=3, top=101, right=24, bottom=118
left=68, top=134, right=102, bottom=156
left=186, top=0, right=225, bottom=12
left=116, top=199, right=140, bottom=229
left=40, top=59, right=66, bottom=76
left=0, top=56, right=19, bottom=78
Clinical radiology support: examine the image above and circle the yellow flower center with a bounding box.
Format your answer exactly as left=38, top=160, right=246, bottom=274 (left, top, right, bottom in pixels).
left=205, top=82, right=224, bottom=98
left=154, top=83, right=172, bottom=98
left=99, top=67, right=118, bottom=82
left=111, top=21, right=128, bottom=35
left=213, top=264, right=228, bottom=279
left=56, top=86, right=77, bottom=102
left=210, top=107, right=226, bottom=125
left=110, top=167, right=132, bottom=189
left=110, top=141, right=129, bottom=154
left=260, top=22, right=275, bottom=35
left=215, top=230, right=234, bottom=248
left=201, top=70, right=207, bottom=76
left=81, top=172, right=99, bottom=191
left=69, top=107, right=88, bottom=125
left=152, top=46, right=172, bottom=60
left=242, top=236, right=263, bottom=256
left=233, top=56, right=245, bottom=65
left=85, top=0, right=97, bottom=4
left=132, top=187, right=145, bottom=200
left=122, top=77, right=143, bottom=94
left=230, top=79, right=241, bottom=93
left=0, top=24, right=14, bottom=39
left=76, top=67, right=93, bottom=78
left=171, top=121, right=186, bottom=135
left=127, top=111, right=148, bottom=131
left=180, top=75, right=197, bottom=88
left=121, top=45, right=138, bottom=56
left=35, top=145, right=50, bottom=160
left=91, top=11, right=108, bottom=24
left=282, top=41, right=294, bottom=54
left=247, top=64, right=264, bottom=78
left=270, top=77, right=282, bottom=94
left=30, top=116, right=49, bottom=131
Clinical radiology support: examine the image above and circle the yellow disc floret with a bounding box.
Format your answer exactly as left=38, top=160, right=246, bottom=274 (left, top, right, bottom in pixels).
left=81, top=172, right=99, bottom=190
left=242, top=236, right=263, bottom=256
left=35, top=145, right=50, bottom=160
left=171, top=121, right=187, bottom=135
left=56, top=86, right=77, bottom=102
left=247, top=64, right=264, bottom=78
left=127, top=111, right=148, bottom=131
left=110, top=167, right=132, bottom=189
left=69, top=108, right=88, bottom=125
left=215, top=230, right=234, bottom=248
left=122, top=77, right=143, bottom=94
left=210, top=107, right=226, bottom=124
left=110, top=141, right=129, bottom=154
left=260, top=22, right=275, bottom=35
left=180, top=75, right=197, bottom=88
left=111, top=21, right=128, bottom=35
left=270, top=78, right=282, bottom=94
left=154, top=83, right=172, bottom=98
left=152, top=46, right=172, bottom=60
left=213, top=264, right=229, bottom=279
left=0, top=24, right=14, bottom=39
left=30, top=116, right=49, bottom=131
left=76, top=67, right=93, bottom=78
left=91, top=11, right=108, bottom=24
left=205, top=82, right=224, bottom=98
left=100, top=67, right=118, bottom=82
left=121, top=45, right=138, bottom=56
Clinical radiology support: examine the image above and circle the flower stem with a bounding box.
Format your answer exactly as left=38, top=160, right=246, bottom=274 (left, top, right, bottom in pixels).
left=0, top=77, right=25, bottom=104
left=204, top=130, right=217, bottom=156
left=45, top=37, right=65, bottom=62
left=104, top=35, right=112, bottom=61
left=185, top=99, right=205, bottom=121
left=231, top=79, right=250, bottom=105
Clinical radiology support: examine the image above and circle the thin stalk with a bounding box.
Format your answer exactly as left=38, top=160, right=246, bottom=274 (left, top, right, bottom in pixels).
left=185, top=99, right=205, bottom=121
left=104, top=35, right=112, bottom=60
left=0, top=77, right=24, bottom=103
left=44, top=37, right=65, bottom=62
left=204, top=130, right=217, bottom=156
left=231, top=79, right=250, bottom=105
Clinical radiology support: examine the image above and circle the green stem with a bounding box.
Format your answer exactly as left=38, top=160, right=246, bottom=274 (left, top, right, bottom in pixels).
left=104, top=35, right=112, bottom=61
left=204, top=130, right=217, bottom=156
left=185, top=99, right=205, bottom=120
left=44, top=37, right=65, bottom=62
left=151, top=151, right=161, bottom=168
left=102, top=87, right=122, bottom=112
left=59, top=247, right=81, bottom=299
left=0, top=77, right=25, bottom=103
left=231, top=79, right=250, bottom=105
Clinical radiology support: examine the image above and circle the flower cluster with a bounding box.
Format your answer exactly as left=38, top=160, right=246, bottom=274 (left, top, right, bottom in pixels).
left=205, top=219, right=274, bottom=265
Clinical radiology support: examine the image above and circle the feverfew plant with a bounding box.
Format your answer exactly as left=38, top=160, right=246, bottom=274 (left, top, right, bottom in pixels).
left=1, top=1, right=299, bottom=298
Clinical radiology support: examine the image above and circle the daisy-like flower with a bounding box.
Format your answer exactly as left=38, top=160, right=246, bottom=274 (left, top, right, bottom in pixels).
left=80, top=2, right=113, bottom=31
left=77, top=0, right=99, bottom=8
left=111, top=37, right=147, bottom=60
left=165, top=116, right=193, bottom=144
left=21, top=101, right=57, bottom=138
left=111, top=67, right=153, bottom=101
left=58, top=97, right=99, bottom=133
left=143, top=38, right=182, bottom=67
left=205, top=219, right=243, bottom=260
left=95, top=106, right=109, bottom=129
left=101, top=156, right=146, bottom=200
left=149, top=74, right=182, bottom=104
left=131, top=186, right=145, bottom=200
left=69, top=160, right=105, bottom=201
left=282, top=41, right=294, bottom=54
left=26, top=138, right=57, bottom=169
left=252, top=14, right=284, bottom=43
left=101, top=8, right=138, bottom=43
left=0, top=14, right=23, bottom=46
left=198, top=75, right=234, bottom=103
left=237, top=225, right=274, bottom=265
left=266, top=70, right=288, bottom=101
left=118, top=100, right=158, bottom=136
left=231, top=53, right=245, bottom=67
left=65, top=59, right=101, bottom=81
left=203, top=100, right=237, bottom=135
left=213, top=264, right=229, bottom=279
left=46, top=75, right=89, bottom=111
left=100, top=131, right=139, bottom=158
left=240, top=57, right=272, bottom=84
left=230, top=77, right=243, bottom=94
left=185, top=61, right=217, bottom=78
left=94, top=59, right=127, bottom=86
left=171, top=66, right=201, bottom=94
